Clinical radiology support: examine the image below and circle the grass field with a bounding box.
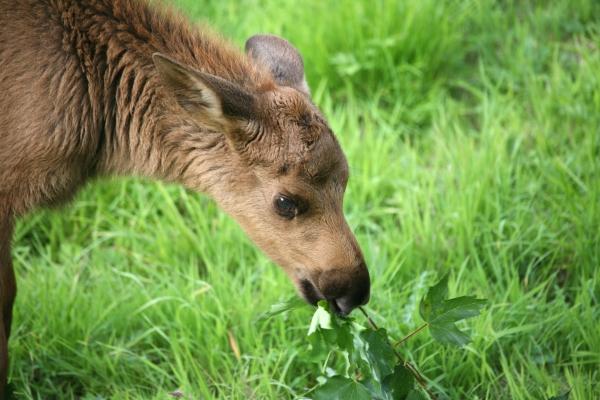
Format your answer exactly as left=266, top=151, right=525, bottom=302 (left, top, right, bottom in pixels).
left=7, top=0, right=600, bottom=398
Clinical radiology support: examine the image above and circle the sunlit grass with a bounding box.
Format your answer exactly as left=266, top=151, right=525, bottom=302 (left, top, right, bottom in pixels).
left=7, top=0, right=600, bottom=398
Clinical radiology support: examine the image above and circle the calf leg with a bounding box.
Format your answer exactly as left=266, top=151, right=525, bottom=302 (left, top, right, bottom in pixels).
left=0, top=214, right=15, bottom=397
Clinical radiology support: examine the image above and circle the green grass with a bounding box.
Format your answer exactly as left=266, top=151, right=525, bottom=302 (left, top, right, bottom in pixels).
left=8, top=0, right=600, bottom=398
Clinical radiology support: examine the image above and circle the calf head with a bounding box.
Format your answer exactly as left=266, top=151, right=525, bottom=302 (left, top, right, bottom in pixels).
left=153, top=35, right=369, bottom=315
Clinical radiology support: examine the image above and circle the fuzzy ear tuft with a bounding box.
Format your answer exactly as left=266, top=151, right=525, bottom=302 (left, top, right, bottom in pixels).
left=152, top=53, right=257, bottom=126
left=245, top=35, right=310, bottom=96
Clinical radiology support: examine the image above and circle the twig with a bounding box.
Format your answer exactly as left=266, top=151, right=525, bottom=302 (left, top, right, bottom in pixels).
left=359, top=306, right=379, bottom=331
left=358, top=307, right=437, bottom=400
left=403, top=362, right=437, bottom=400
left=395, top=323, right=429, bottom=347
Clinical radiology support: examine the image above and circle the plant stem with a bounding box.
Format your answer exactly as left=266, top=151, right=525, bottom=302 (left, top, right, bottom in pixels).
left=395, top=323, right=429, bottom=347
left=403, top=362, right=437, bottom=400
left=358, top=307, right=437, bottom=400
left=358, top=306, right=379, bottom=331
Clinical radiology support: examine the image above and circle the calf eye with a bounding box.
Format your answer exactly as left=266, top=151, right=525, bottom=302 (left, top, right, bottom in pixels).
left=274, top=195, right=299, bottom=219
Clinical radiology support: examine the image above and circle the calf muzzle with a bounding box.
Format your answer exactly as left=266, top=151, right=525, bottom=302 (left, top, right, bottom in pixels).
left=318, top=262, right=371, bottom=316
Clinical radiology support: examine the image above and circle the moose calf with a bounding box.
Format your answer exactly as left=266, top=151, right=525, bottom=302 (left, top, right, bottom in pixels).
left=0, top=0, right=370, bottom=392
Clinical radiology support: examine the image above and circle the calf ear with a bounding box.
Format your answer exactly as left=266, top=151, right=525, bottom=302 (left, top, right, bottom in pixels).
left=245, top=34, right=310, bottom=96
left=153, top=53, right=257, bottom=128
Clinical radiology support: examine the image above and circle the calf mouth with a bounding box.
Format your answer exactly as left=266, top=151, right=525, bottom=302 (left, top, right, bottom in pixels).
left=298, top=278, right=347, bottom=316
left=299, top=278, right=323, bottom=306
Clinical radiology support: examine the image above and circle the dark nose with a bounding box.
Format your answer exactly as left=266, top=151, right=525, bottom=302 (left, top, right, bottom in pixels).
left=318, top=262, right=370, bottom=316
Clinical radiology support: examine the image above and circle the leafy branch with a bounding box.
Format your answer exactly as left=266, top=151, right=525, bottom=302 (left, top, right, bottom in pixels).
left=262, top=273, right=487, bottom=400
left=359, top=306, right=436, bottom=400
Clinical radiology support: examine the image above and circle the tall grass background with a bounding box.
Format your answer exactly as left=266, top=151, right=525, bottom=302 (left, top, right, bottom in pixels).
left=8, top=0, right=600, bottom=398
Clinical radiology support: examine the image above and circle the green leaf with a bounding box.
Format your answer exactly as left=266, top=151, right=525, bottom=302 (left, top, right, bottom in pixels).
left=312, top=376, right=371, bottom=400
left=334, top=317, right=355, bottom=353
left=303, top=303, right=357, bottom=366
left=429, top=296, right=487, bottom=325
left=382, top=364, right=414, bottom=400
left=304, top=329, right=333, bottom=363
left=361, top=377, right=384, bottom=399
left=419, top=273, right=449, bottom=321
left=355, top=328, right=396, bottom=382
left=419, top=274, right=487, bottom=347
left=406, top=389, right=428, bottom=400
left=306, top=301, right=351, bottom=348
left=308, top=301, right=333, bottom=335
left=549, top=391, right=570, bottom=400
left=256, top=296, right=306, bottom=321
left=429, top=322, right=471, bottom=347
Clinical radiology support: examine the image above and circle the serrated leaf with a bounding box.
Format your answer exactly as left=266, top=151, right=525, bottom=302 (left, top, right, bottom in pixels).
left=360, top=378, right=393, bottom=400
left=382, top=364, right=414, bottom=400
left=303, top=329, right=332, bottom=363
left=306, top=301, right=352, bottom=347
left=256, top=296, right=306, bottom=321
left=304, top=303, right=357, bottom=366
left=334, top=318, right=355, bottom=353
left=429, top=322, right=471, bottom=347
left=312, top=376, right=371, bottom=400
left=429, top=296, right=487, bottom=325
left=355, top=328, right=396, bottom=382
left=419, top=274, right=449, bottom=321
left=361, top=377, right=384, bottom=399
left=308, top=301, right=333, bottom=335
left=419, top=275, right=487, bottom=347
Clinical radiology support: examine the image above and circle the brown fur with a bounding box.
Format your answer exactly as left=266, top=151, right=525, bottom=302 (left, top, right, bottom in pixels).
left=0, top=0, right=369, bottom=392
